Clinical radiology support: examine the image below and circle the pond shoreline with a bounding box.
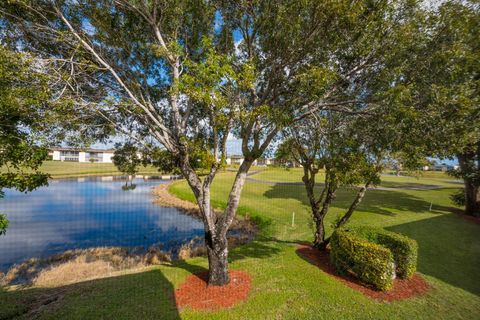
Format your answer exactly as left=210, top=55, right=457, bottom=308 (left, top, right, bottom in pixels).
left=0, top=180, right=256, bottom=287
left=47, top=173, right=182, bottom=180
left=152, top=182, right=258, bottom=236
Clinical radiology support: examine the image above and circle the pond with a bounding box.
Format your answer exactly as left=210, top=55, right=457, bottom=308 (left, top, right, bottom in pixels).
left=0, top=176, right=204, bottom=270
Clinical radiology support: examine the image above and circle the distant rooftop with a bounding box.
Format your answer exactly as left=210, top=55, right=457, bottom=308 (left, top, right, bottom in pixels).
left=50, top=147, right=115, bottom=153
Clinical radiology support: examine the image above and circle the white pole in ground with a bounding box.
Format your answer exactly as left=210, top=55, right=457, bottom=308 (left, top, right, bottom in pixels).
left=429, top=202, right=433, bottom=211
left=292, top=212, right=295, bottom=227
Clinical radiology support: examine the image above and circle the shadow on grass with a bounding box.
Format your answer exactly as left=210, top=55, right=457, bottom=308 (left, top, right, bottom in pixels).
left=0, top=227, right=284, bottom=319
left=387, top=214, right=480, bottom=296
left=0, top=269, right=180, bottom=320
left=378, top=181, right=443, bottom=189
left=263, top=183, right=454, bottom=216
left=229, top=239, right=282, bottom=262
left=170, top=238, right=283, bottom=268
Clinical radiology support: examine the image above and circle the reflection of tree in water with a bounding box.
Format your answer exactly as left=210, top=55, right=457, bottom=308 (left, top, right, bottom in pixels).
left=122, top=182, right=137, bottom=191
left=122, top=183, right=137, bottom=191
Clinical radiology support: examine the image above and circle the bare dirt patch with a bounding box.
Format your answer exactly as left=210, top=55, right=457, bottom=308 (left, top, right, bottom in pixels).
left=296, top=244, right=430, bottom=302
left=175, top=270, right=251, bottom=310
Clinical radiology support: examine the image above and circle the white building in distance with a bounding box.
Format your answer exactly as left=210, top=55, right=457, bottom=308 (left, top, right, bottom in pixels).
left=225, top=155, right=274, bottom=166
left=51, top=147, right=115, bottom=163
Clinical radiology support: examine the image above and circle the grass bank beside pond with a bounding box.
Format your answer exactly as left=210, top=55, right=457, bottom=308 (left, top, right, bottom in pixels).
left=1, top=168, right=479, bottom=319
left=1, top=161, right=163, bottom=179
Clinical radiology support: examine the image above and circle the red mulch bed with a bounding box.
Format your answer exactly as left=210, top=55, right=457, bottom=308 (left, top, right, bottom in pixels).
left=175, top=270, right=251, bottom=311
left=296, top=244, right=430, bottom=302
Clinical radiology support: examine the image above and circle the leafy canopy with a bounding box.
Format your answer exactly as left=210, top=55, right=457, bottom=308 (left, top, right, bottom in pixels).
left=0, top=46, right=52, bottom=235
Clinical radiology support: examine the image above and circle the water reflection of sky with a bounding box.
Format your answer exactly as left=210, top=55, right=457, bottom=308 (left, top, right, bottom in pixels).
left=0, top=177, right=204, bottom=270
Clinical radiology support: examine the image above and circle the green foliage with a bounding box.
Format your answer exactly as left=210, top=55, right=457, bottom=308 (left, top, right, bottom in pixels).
left=330, top=228, right=395, bottom=291
left=394, top=1, right=480, bottom=214
left=0, top=46, right=52, bottom=235
left=0, top=47, right=51, bottom=189
left=144, top=140, right=215, bottom=175
left=331, top=226, right=418, bottom=291
left=353, top=226, right=418, bottom=279
left=450, top=188, right=466, bottom=206
left=144, top=148, right=181, bottom=175
left=274, top=138, right=298, bottom=167
left=112, top=143, right=142, bottom=176
left=188, top=139, right=216, bottom=170
left=0, top=214, right=8, bottom=236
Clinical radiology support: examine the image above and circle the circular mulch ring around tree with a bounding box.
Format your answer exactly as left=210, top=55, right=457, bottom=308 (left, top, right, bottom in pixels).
left=175, top=270, right=251, bottom=310
left=296, top=244, right=430, bottom=302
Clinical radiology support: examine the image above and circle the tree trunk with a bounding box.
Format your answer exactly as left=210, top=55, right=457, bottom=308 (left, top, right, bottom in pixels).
left=464, top=180, right=480, bottom=217
left=458, top=152, right=480, bottom=217
left=205, top=230, right=230, bottom=285
left=301, top=163, right=332, bottom=251
left=312, top=213, right=327, bottom=250
left=336, top=181, right=371, bottom=228
left=177, top=142, right=256, bottom=286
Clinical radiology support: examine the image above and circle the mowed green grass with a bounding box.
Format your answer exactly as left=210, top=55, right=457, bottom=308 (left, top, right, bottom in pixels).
left=1, top=168, right=479, bottom=319
left=252, top=167, right=462, bottom=188
left=1, top=160, right=163, bottom=178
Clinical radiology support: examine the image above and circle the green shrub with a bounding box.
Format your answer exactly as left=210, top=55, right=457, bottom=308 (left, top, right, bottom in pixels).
left=450, top=188, right=466, bottom=206
left=330, top=226, right=418, bottom=291
left=330, top=228, right=395, bottom=291
left=354, top=226, right=418, bottom=279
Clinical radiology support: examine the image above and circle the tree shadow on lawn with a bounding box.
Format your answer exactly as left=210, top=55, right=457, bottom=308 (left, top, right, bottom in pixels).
left=263, top=183, right=454, bottom=216
left=378, top=181, right=444, bottom=189
left=0, top=269, right=181, bottom=320
left=0, top=239, right=284, bottom=320
left=163, top=239, right=282, bottom=278
left=388, top=214, right=480, bottom=296
left=229, top=239, right=282, bottom=262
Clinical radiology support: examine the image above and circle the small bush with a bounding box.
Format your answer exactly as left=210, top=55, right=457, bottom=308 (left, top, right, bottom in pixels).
left=330, top=226, right=418, bottom=291
left=330, top=228, right=395, bottom=291
left=450, top=189, right=466, bottom=206
left=354, top=226, right=418, bottom=279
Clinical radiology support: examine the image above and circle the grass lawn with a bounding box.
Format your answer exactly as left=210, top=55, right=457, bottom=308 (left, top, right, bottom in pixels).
left=252, top=167, right=462, bottom=188
left=1, top=168, right=479, bottom=319
left=1, top=160, right=163, bottom=179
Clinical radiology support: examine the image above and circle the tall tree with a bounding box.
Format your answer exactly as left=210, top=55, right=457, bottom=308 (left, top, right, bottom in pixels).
left=112, top=142, right=142, bottom=187
left=0, top=46, right=51, bottom=236
left=398, top=1, right=480, bottom=216
left=276, top=0, right=427, bottom=248
left=279, top=114, right=384, bottom=249
left=0, top=0, right=418, bottom=284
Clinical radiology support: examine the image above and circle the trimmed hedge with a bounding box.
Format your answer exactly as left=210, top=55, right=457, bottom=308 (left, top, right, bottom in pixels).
left=330, top=226, right=418, bottom=291
left=355, top=226, right=418, bottom=279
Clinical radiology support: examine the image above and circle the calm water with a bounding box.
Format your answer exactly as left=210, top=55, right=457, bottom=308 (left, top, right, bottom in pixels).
left=0, top=177, right=204, bottom=270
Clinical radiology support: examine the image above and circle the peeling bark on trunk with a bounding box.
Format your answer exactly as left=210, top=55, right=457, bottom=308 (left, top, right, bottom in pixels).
left=203, top=160, right=253, bottom=285
left=312, top=214, right=327, bottom=250
left=179, top=157, right=253, bottom=286
left=205, top=230, right=229, bottom=285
